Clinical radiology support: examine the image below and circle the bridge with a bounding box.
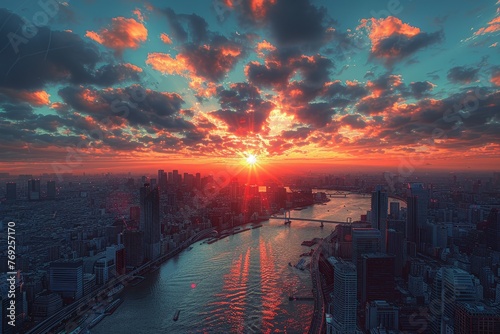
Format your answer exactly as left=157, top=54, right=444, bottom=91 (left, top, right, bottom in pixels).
left=263, top=216, right=351, bottom=225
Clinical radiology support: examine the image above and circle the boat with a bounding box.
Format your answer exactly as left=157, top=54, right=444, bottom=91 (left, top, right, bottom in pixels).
left=173, top=310, right=180, bottom=321
left=88, top=314, right=105, bottom=329
left=207, top=238, right=218, bottom=244
left=107, top=284, right=124, bottom=298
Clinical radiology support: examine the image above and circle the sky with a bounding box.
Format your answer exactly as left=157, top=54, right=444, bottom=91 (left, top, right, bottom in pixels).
left=0, top=0, right=499, bottom=175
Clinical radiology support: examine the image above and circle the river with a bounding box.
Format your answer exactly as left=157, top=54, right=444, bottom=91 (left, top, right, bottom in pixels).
left=92, top=193, right=385, bottom=333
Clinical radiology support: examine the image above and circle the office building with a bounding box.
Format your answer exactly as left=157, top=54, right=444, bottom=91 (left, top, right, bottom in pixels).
left=389, top=201, right=400, bottom=220
left=47, top=180, right=56, bottom=199
left=361, top=253, right=396, bottom=305
left=28, top=179, right=41, bottom=201
left=123, top=230, right=144, bottom=268
left=365, top=300, right=399, bottom=332
left=332, top=261, right=358, bottom=334
left=407, top=183, right=429, bottom=252
left=386, top=229, right=404, bottom=277
left=140, top=183, right=161, bottom=261
left=454, top=302, right=500, bottom=334
left=49, top=260, right=84, bottom=301
left=370, top=185, right=388, bottom=252
left=441, top=268, right=477, bottom=331
left=6, top=182, right=16, bottom=202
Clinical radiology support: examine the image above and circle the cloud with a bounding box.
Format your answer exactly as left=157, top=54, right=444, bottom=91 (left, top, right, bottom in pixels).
left=474, top=16, right=500, bottom=35
left=491, top=70, right=500, bottom=86
left=210, top=82, right=275, bottom=135
left=447, top=66, right=479, bottom=84
left=160, top=33, right=173, bottom=44
left=0, top=9, right=144, bottom=91
left=147, top=9, right=247, bottom=97
left=358, top=16, right=442, bottom=65
left=409, top=81, right=435, bottom=99
left=86, top=17, right=148, bottom=54
left=0, top=89, right=51, bottom=106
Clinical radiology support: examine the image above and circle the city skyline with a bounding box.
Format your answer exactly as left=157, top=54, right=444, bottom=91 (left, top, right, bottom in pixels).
left=0, top=0, right=499, bottom=175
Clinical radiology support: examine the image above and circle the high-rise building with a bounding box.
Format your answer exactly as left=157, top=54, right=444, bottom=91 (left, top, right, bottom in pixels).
left=158, top=169, right=166, bottom=190
left=454, top=302, right=500, bottom=334
left=6, top=182, right=16, bottom=202
left=408, top=183, right=429, bottom=252
left=140, top=183, right=160, bottom=261
left=485, top=208, right=500, bottom=251
left=47, top=180, right=56, bottom=199
left=332, top=261, right=358, bottom=334
left=123, top=230, right=144, bottom=268
left=441, top=268, right=477, bottom=331
left=406, top=195, right=418, bottom=244
left=387, top=229, right=404, bottom=277
left=94, top=257, right=114, bottom=285
left=130, top=206, right=140, bottom=222
left=28, top=179, right=41, bottom=201
left=365, top=300, right=399, bottom=332
left=370, top=185, right=388, bottom=252
left=172, top=170, right=179, bottom=187
left=361, top=253, right=396, bottom=305
left=389, top=201, right=400, bottom=220
left=352, top=228, right=381, bottom=265
left=49, top=260, right=84, bottom=301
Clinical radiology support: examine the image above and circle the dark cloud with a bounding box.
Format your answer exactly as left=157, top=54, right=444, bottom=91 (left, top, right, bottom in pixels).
left=211, top=82, right=275, bottom=135
left=0, top=9, right=143, bottom=90
left=294, top=102, right=335, bottom=127
left=409, top=81, right=435, bottom=99
left=372, top=31, right=443, bottom=65
left=340, top=114, right=367, bottom=129
left=447, top=66, right=479, bottom=84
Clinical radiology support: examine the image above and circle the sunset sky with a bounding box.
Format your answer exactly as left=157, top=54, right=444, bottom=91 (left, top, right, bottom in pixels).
left=0, top=0, right=499, bottom=174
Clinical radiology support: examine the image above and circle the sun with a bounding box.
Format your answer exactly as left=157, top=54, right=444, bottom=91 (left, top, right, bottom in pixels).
left=246, top=154, right=257, bottom=166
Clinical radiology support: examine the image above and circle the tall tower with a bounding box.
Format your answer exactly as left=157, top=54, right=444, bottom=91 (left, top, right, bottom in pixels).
left=332, top=261, right=358, bottom=334
left=140, top=183, right=161, bottom=261
left=47, top=180, right=56, bottom=199
left=158, top=170, right=166, bottom=190
left=28, top=179, right=41, bottom=201
left=6, top=182, right=16, bottom=202
left=408, top=183, right=429, bottom=252
left=371, top=185, right=388, bottom=252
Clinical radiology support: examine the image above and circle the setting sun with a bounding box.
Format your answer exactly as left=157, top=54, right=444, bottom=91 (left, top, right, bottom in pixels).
left=246, top=154, right=257, bottom=165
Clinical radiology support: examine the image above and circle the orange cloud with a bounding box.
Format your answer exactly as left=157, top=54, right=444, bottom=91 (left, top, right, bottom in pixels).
left=133, top=8, right=145, bottom=22
left=0, top=89, right=50, bottom=106
left=250, top=0, right=277, bottom=20
left=256, top=40, right=276, bottom=57
left=160, top=33, right=172, bottom=44
left=475, top=16, right=500, bottom=35
left=492, top=72, right=500, bottom=86
left=359, top=16, right=420, bottom=51
left=86, top=17, right=148, bottom=53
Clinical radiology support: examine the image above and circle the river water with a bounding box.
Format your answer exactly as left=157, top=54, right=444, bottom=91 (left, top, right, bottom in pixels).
left=92, top=194, right=377, bottom=334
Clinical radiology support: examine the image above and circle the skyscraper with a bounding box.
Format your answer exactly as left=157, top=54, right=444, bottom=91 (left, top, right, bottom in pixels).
left=332, top=261, right=358, bottom=334
left=140, top=183, right=161, bottom=261
left=370, top=185, right=388, bottom=252
left=47, top=180, right=56, bottom=199
left=158, top=169, right=166, bottom=190
left=408, top=183, right=429, bottom=252
left=441, top=268, right=477, bottom=331
left=6, top=182, right=16, bottom=202
left=361, top=253, right=396, bottom=305
left=389, top=201, right=400, bottom=219
left=28, top=179, right=41, bottom=201
left=123, top=230, right=144, bottom=268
